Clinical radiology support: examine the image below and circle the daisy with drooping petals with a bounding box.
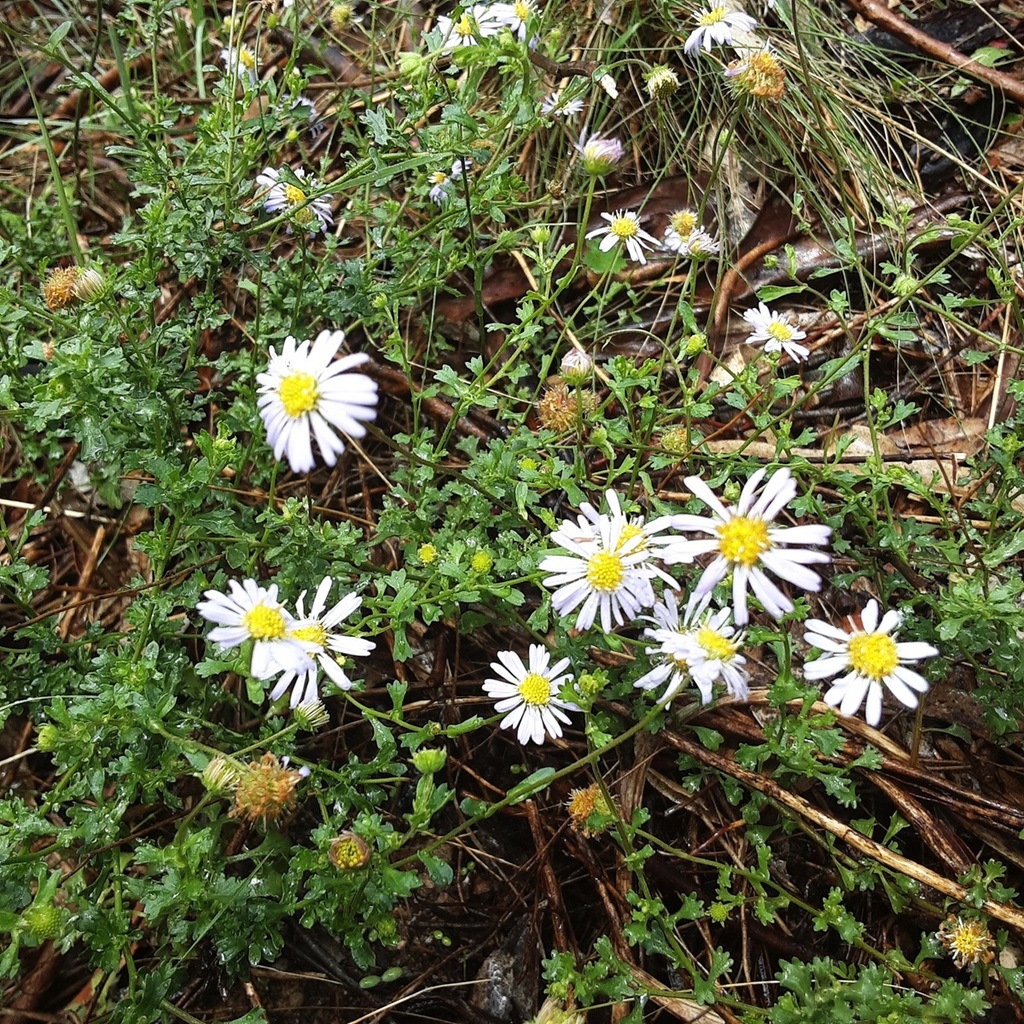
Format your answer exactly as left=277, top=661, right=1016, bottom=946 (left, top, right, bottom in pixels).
left=256, top=166, right=333, bottom=235
left=684, top=5, right=758, bottom=53
left=636, top=592, right=748, bottom=706
left=804, top=599, right=938, bottom=727
left=257, top=330, right=378, bottom=474
left=483, top=644, right=579, bottom=744
left=196, top=579, right=308, bottom=679
left=586, top=210, right=661, bottom=266
left=268, top=577, right=375, bottom=707
left=539, top=490, right=686, bottom=633
left=742, top=301, right=809, bottom=362
left=220, top=45, right=259, bottom=86
left=428, top=157, right=472, bottom=205
left=670, top=468, right=832, bottom=625
left=540, top=90, right=585, bottom=117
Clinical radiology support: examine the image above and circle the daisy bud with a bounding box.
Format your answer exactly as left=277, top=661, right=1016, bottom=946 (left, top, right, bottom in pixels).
left=293, top=698, right=329, bottom=731
left=72, top=266, right=105, bottom=302
left=891, top=272, right=920, bottom=298
left=645, top=64, right=680, bottom=99
left=43, top=267, right=80, bottom=311
left=35, top=724, right=60, bottom=752
left=684, top=331, right=708, bottom=356
left=559, top=348, right=593, bottom=385
left=201, top=755, right=243, bottom=795
left=576, top=134, right=624, bottom=176
left=598, top=73, right=619, bottom=99
left=398, top=52, right=430, bottom=82
left=22, top=903, right=66, bottom=941
left=329, top=832, right=372, bottom=870
left=412, top=747, right=446, bottom=774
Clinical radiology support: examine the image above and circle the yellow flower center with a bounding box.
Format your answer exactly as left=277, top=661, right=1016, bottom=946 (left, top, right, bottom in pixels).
left=430, top=171, right=448, bottom=185
left=513, top=0, right=530, bottom=19
left=717, top=515, right=769, bottom=568
left=455, top=13, right=475, bottom=37
left=848, top=632, right=899, bottom=680
left=697, top=625, right=738, bottom=661
left=586, top=550, right=626, bottom=592
left=278, top=371, right=319, bottom=417
left=518, top=671, right=552, bottom=706
left=291, top=623, right=328, bottom=649
left=239, top=48, right=256, bottom=70
left=670, top=210, right=697, bottom=235
left=284, top=183, right=307, bottom=207
left=699, top=5, right=727, bottom=25
left=617, top=522, right=647, bottom=553
left=243, top=604, right=287, bottom=640
left=609, top=215, right=639, bottom=240
left=767, top=320, right=795, bottom=342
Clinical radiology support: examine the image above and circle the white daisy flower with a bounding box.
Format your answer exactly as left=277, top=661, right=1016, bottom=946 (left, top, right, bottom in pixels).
left=670, top=468, right=832, bottom=625
left=220, top=45, right=259, bottom=86
left=489, top=0, right=536, bottom=40
left=428, top=157, right=471, bottom=205
left=483, top=644, right=579, bottom=744
left=540, top=90, right=585, bottom=117
left=432, top=6, right=505, bottom=51
left=256, top=166, right=333, bottom=236
left=804, top=599, right=938, bottom=727
left=257, top=330, right=378, bottom=474
left=539, top=490, right=685, bottom=633
left=661, top=208, right=720, bottom=259
left=636, top=592, right=748, bottom=706
left=196, top=579, right=307, bottom=679
left=585, top=210, right=661, bottom=266
left=684, top=5, right=758, bottom=53
left=268, top=577, right=375, bottom=707
left=742, top=301, right=809, bottom=362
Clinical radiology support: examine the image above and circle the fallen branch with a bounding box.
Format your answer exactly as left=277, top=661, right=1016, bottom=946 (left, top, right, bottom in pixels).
left=846, top=0, right=1024, bottom=108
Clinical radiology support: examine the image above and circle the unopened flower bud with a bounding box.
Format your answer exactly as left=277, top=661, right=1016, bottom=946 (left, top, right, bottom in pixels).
left=202, top=755, right=242, bottom=795
left=577, top=134, right=623, bottom=176
left=645, top=64, right=679, bottom=99
left=559, top=349, right=593, bottom=385
left=294, top=699, right=329, bottom=731
left=72, top=266, right=105, bottom=302
left=412, top=748, right=447, bottom=774
left=35, top=724, right=60, bottom=752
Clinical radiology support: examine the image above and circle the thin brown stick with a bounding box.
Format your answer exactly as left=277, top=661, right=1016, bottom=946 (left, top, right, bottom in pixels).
left=663, top=731, right=1024, bottom=933
left=845, top=0, right=1024, bottom=108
